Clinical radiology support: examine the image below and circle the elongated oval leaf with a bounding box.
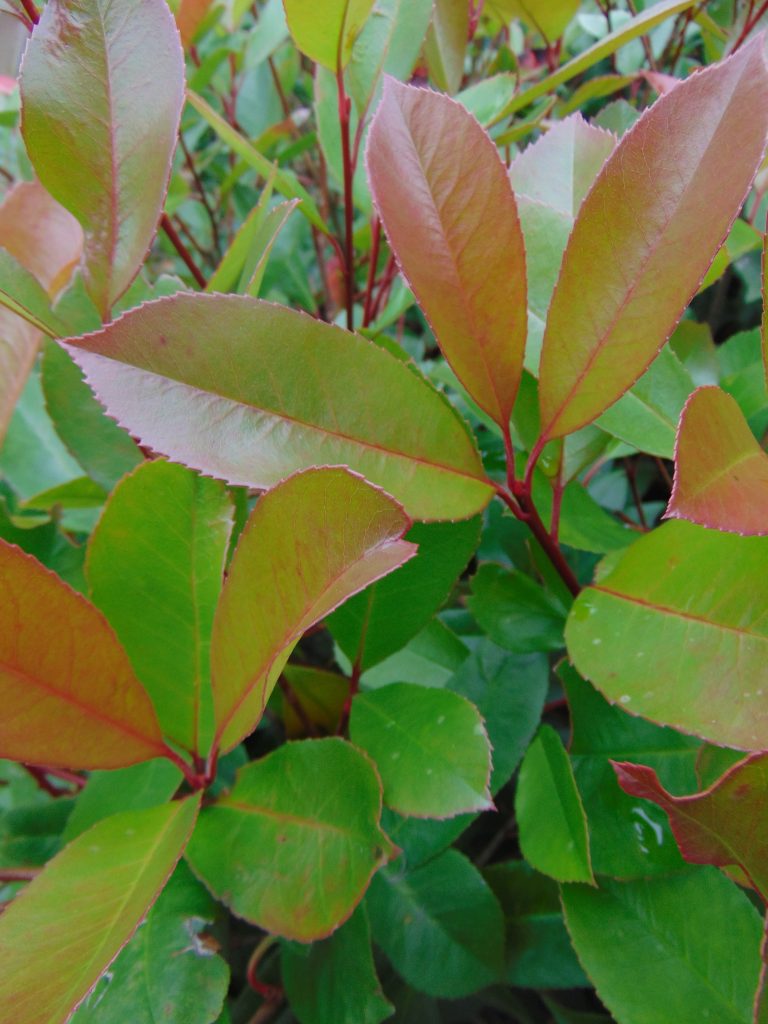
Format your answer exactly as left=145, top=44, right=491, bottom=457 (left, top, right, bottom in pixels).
left=367, top=79, right=527, bottom=428
left=63, top=293, right=492, bottom=521
left=0, top=797, right=199, bottom=1024
left=423, top=0, right=468, bottom=94
left=538, top=40, right=768, bottom=442
left=20, top=0, right=185, bottom=317
left=212, top=468, right=415, bottom=753
left=0, top=539, right=170, bottom=769
left=614, top=754, right=768, bottom=901
left=186, top=738, right=395, bottom=941
left=283, top=0, right=374, bottom=70
left=87, top=461, right=234, bottom=756
left=0, top=250, right=67, bottom=337
left=666, top=386, right=768, bottom=536
left=566, top=521, right=768, bottom=751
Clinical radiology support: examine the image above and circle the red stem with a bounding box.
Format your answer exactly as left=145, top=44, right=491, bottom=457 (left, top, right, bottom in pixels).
left=19, top=0, right=39, bottom=24
left=0, top=868, right=39, bottom=884
left=362, top=218, right=382, bottom=328
left=337, top=658, right=362, bottom=736
left=732, top=0, right=768, bottom=49
left=160, top=213, right=207, bottom=288
left=335, top=66, right=356, bottom=330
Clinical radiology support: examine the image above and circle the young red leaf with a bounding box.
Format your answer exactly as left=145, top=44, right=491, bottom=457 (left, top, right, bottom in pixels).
left=367, top=78, right=527, bottom=429
left=212, top=468, right=416, bottom=754
left=537, top=38, right=768, bottom=443
left=666, top=386, right=768, bottom=536
left=20, top=0, right=185, bottom=318
left=0, top=539, right=170, bottom=770
left=614, top=755, right=768, bottom=901
left=63, top=293, right=492, bottom=521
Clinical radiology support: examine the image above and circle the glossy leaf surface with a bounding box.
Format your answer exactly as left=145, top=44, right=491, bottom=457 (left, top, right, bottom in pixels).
left=614, top=754, right=768, bottom=901
left=21, top=0, right=185, bottom=318
left=88, top=461, right=234, bottom=755
left=515, top=726, right=593, bottom=884
left=186, top=739, right=394, bottom=941
left=0, top=538, right=169, bottom=769
left=469, top=564, right=566, bottom=654
left=212, top=468, right=414, bottom=752
left=283, top=0, right=375, bottom=70
left=0, top=798, right=199, bottom=1024
left=566, top=521, right=768, bottom=751
left=350, top=682, right=493, bottom=818
left=64, top=294, right=492, bottom=521
left=666, top=386, right=768, bottom=535
left=538, top=40, right=768, bottom=441
left=368, top=79, right=527, bottom=427
left=562, top=869, right=763, bottom=1024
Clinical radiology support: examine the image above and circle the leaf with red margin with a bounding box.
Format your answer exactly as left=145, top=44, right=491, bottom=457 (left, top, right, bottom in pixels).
left=62, top=293, right=493, bottom=521
left=20, top=0, right=185, bottom=318
left=666, top=386, right=768, bottom=536
left=0, top=538, right=171, bottom=770
left=537, top=38, right=768, bottom=443
left=613, top=755, right=768, bottom=902
left=212, top=468, right=416, bottom=754
left=367, top=78, right=527, bottom=429
left=0, top=181, right=82, bottom=441
left=0, top=797, right=200, bottom=1024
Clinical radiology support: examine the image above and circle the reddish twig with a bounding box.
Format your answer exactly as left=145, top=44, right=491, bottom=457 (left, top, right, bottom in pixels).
left=733, top=0, right=768, bottom=49
left=335, top=65, right=356, bottom=330
left=19, top=0, right=39, bottom=24
left=160, top=213, right=207, bottom=288
left=178, top=134, right=222, bottom=258
left=362, top=218, right=382, bottom=328
left=0, top=868, right=39, bottom=884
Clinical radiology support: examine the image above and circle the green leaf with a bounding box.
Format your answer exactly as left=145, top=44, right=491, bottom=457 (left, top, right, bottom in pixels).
left=562, top=868, right=763, bottom=1024
left=328, top=517, right=481, bottom=670
left=666, top=386, right=768, bottom=536
left=63, top=760, right=183, bottom=841
left=283, top=0, right=375, bottom=70
left=367, top=79, right=527, bottom=428
left=63, top=294, right=493, bottom=522
left=0, top=538, right=171, bottom=770
left=366, top=849, right=504, bottom=998
left=281, top=665, right=348, bottom=738
left=500, top=0, right=579, bottom=42
left=71, top=861, right=228, bottom=1024
left=0, top=249, right=66, bottom=337
left=423, top=0, right=468, bottom=94
left=566, top=521, right=768, bottom=751
left=87, top=460, right=234, bottom=756
left=350, top=682, right=493, bottom=818
left=0, top=797, right=200, bottom=1024
left=211, top=468, right=414, bottom=752
left=468, top=564, right=566, bottom=654
left=515, top=725, right=594, bottom=884
left=537, top=39, right=768, bottom=442
left=40, top=341, right=142, bottom=492
left=282, top=907, right=392, bottom=1024
left=20, top=0, right=185, bottom=318
left=244, top=0, right=288, bottom=64
left=186, top=738, right=394, bottom=941
left=562, top=664, right=699, bottom=879
left=483, top=861, right=588, bottom=989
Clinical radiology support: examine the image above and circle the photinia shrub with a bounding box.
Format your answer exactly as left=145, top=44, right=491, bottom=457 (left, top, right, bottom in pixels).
left=0, top=1, right=767, bottom=1022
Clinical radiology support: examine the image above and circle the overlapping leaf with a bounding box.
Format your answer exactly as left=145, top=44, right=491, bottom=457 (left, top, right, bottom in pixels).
left=0, top=539, right=171, bottom=769
left=423, top=0, right=468, bottom=94
left=537, top=40, right=768, bottom=443
left=63, top=294, right=493, bottom=521
left=368, top=79, right=527, bottom=428
left=283, top=0, right=374, bottom=70
left=20, top=0, right=185, bottom=317
left=666, top=386, right=768, bottom=535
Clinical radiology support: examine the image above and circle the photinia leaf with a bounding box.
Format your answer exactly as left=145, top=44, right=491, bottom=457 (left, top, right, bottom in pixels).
left=366, top=848, right=505, bottom=998
left=174, top=0, right=214, bottom=45
left=0, top=797, right=200, bottom=1024
left=0, top=538, right=172, bottom=770
left=211, top=468, right=415, bottom=754
left=349, top=682, right=493, bottom=818
left=328, top=517, right=481, bottom=671
left=367, top=79, right=527, bottom=429
left=63, top=293, right=493, bottom=521
left=515, top=725, right=594, bottom=884
left=0, top=181, right=82, bottom=442
left=0, top=249, right=67, bottom=338
left=71, top=861, right=229, bottom=1024
left=20, top=0, right=185, bottom=318
left=566, top=520, right=768, bottom=752
left=186, top=738, right=395, bottom=941
left=281, top=906, right=393, bottom=1024
left=468, top=564, right=567, bottom=654
left=281, top=665, right=348, bottom=738
left=613, top=754, right=768, bottom=902
left=87, top=461, right=234, bottom=756
left=562, top=868, right=763, bottom=1024
left=666, top=386, right=768, bottom=536
left=423, top=0, right=469, bottom=94
left=283, top=0, right=375, bottom=71
left=495, top=0, right=578, bottom=42
left=537, top=40, right=768, bottom=443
